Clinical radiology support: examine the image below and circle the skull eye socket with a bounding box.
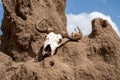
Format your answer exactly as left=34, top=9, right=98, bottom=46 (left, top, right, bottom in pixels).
left=58, top=39, right=62, bottom=44
left=44, top=35, right=49, bottom=41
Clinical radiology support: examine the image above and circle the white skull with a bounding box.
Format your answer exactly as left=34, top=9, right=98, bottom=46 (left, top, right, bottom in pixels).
left=43, top=32, right=62, bottom=56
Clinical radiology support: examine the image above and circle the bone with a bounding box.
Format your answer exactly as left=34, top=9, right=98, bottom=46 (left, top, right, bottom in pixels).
left=37, top=26, right=82, bottom=56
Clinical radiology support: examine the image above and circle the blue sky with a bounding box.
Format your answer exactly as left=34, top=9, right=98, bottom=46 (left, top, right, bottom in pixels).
left=66, top=0, right=120, bottom=26
left=66, top=0, right=120, bottom=36
left=0, top=0, right=120, bottom=36
left=0, top=1, right=3, bottom=35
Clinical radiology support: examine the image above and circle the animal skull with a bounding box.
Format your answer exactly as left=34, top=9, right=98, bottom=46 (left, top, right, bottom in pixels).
left=41, top=27, right=82, bottom=56
left=42, top=32, right=62, bottom=56
left=35, top=20, right=82, bottom=56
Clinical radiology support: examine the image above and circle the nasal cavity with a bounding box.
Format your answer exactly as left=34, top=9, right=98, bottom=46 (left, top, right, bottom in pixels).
left=44, top=44, right=51, bottom=52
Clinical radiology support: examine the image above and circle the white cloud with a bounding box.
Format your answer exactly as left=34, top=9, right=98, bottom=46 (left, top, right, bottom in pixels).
left=66, top=13, right=91, bottom=36
left=66, top=11, right=120, bottom=36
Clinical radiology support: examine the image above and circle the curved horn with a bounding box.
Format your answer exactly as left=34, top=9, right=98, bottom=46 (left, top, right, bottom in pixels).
left=35, top=19, right=54, bottom=33
left=61, top=26, right=82, bottom=41
left=35, top=25, right=54, bottom=33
